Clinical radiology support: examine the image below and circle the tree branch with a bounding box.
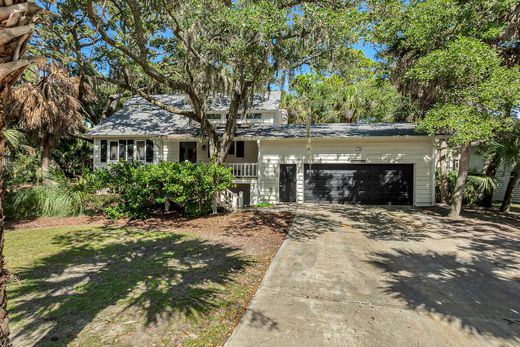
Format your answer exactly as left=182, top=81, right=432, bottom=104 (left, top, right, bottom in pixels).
left=96, top=75, right=196, bottom=118
left=86, top=0, right=187, bottom=92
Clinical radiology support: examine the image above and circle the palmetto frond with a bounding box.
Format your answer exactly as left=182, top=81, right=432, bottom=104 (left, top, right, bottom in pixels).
left=466, top=172, right=497, bottom=194
left=2, top=128, right=35, bottom=156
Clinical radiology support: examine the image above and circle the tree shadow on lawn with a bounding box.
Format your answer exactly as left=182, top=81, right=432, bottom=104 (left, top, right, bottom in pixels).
left=10, top=227, right=251, bottom=346
left=369, top=246, right=520, bottom=343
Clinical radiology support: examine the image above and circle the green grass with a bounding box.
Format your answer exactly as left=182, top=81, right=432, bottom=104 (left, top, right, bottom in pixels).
left=6, top=226, right=257, bottom=346
left=255, top=202, right=273, bottom=208
left=492, top=202, right=520, bottom=213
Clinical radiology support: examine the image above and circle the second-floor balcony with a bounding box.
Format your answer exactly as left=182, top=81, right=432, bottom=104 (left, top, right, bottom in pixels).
left=226, top=163, right=258, bottom=178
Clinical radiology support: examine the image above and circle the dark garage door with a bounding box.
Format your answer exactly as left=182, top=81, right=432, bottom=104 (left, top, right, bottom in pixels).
left=304, top=164, right=413, bottom=205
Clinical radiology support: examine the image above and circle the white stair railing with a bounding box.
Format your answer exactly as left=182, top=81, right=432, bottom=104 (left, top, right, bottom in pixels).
left=216, top=189, right=243, bottom=212
left=226, top=163, right=258, bottom=177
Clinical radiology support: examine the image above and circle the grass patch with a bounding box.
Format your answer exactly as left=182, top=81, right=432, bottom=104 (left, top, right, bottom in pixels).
left=6, top=225, right=259, bottom=346
left=492, top=202, right=520, bottom=214
left=255, top=202, right=273, bottom=208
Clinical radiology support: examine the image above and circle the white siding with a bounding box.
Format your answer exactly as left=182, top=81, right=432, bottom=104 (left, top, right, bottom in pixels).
left=493, top=167, right=520, bottom=203
left=468, top=148, right=520, bottom=203
left=164, top=140, right=180, bottom=162
left=257, top=137, right=435, bottom=206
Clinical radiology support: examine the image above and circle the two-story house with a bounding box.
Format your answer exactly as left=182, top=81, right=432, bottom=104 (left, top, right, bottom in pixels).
left=87, top=92, right=436, bottom=207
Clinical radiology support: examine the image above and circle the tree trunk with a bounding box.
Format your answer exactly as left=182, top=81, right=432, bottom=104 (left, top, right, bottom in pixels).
left=0, top=103, right=12, bottom=347
left=0, top=2, right=42, bottom=344
left=41, top=136, right=51, bottom=176
left=100, top=93, right=124, bottom=122
left=438, top=139, right=450, bottom=204
left=215, top=82, right=251, bottom=164
left=449, top=144, right=470, bottom=218
left=499, top=164, right=520, bottom=213
left=481, top=152, right=501, bottom=207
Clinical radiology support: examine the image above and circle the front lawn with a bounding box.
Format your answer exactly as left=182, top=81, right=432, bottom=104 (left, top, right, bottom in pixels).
left=5, top=210, right=293, bottom=346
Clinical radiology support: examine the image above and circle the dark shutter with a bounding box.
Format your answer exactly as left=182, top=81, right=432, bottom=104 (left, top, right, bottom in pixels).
left=127, top=140, right=134, bottom=161
left=100, top=140, right=107, bottom=163
left=236, top=141, right=245, bottom=158
left=146, top=140, right=154, bottom=162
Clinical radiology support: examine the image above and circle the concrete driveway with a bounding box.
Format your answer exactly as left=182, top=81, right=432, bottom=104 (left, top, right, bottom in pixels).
left=226, top=204, right=520, bottom=347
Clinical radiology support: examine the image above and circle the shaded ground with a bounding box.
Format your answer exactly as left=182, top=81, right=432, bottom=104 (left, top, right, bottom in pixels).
left=6, top=208, right=294, bottom=347
left=227, top=204, right=520, bottom=347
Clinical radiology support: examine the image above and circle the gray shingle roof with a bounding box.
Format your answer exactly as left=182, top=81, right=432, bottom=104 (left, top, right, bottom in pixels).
left=123, top=91, right=282, bottom=112
left=87, top=92, right=423, bottom=138
left=233, top=123, right=421, bottom=138
left=87, top=92, right=282, bottom=136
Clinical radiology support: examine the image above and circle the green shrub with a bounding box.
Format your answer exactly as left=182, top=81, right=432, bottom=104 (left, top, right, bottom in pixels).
left=6, top=183, right=89, bottom=219
left=435, top=169, right=496, bottom=206
left=92, top=161, right=234, bottom=219
left=5, top=169, right=101, bottom=220
left=52, top=136, right=93, bottom=178
left=5, top=153, right=40, bottom=187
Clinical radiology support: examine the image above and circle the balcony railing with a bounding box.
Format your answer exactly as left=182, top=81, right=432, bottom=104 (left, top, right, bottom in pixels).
left=226, top=163, right=258, bottom=177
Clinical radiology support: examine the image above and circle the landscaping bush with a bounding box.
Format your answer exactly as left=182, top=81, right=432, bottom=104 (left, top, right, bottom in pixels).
left=92, top=161, right=234, bottom=219
left=435, top=169, right=496, bottom=206
left=5, top=152, right=40, bottom=187
left=5, top=170, right=98, bottom=220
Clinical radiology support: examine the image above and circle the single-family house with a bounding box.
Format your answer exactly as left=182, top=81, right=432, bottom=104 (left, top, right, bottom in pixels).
left=87, top=92, right=436, bottom=207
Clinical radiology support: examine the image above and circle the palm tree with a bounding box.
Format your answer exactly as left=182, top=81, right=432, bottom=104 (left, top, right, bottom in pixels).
left=0, top=1, right=43, bottom=345
left=7, top=63, right=85, bottom=175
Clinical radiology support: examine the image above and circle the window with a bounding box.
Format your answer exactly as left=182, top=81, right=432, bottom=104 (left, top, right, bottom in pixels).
left=109, top=141, right=118, bottom=161
left=146, top=140, right=154, bottom=162
left=119, top=140, right=126, bottom=160
left=104, top=139, right=153, bottom=162
left=100, top=140, right=107, bottom=163
left=228, top=141, right=235, bottom=155
left=236, top=141, right=245, bottom=158
left=136, top=141, right=145, bottom=161
left=127, top=140, right=134, bottom=160
left=246, top=113, right=262, bottom=119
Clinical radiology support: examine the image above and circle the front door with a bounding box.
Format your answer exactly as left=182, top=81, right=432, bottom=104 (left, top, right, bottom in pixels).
left=180, top=142, right=197, bottom=163
left=279, top=164, right=297, bottom=202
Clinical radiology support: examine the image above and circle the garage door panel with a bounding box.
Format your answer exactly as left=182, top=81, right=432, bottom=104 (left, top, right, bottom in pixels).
left=304, top=164, right=413, bottom=205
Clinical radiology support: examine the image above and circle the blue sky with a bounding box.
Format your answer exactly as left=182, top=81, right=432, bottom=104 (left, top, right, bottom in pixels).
left=354, top=42, right=379, bottom=61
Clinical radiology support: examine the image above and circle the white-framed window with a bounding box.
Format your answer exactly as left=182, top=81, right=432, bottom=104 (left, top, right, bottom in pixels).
left=100, top=139, right=154, bottom=163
